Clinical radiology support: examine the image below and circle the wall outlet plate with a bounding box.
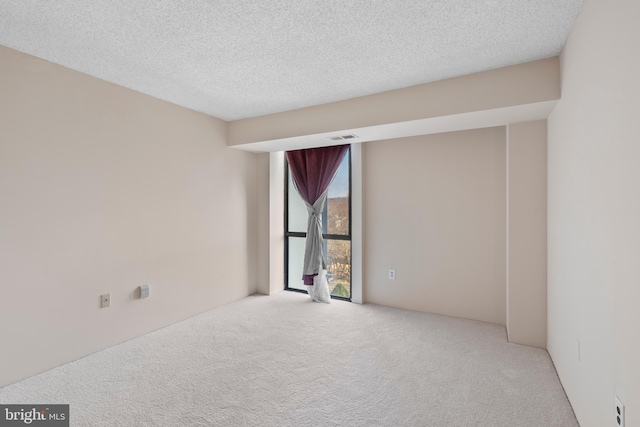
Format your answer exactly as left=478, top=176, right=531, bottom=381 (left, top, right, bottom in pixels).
left=139, top=284, right=150, bottom=299
left=615, top=396, right=625, bottom=427
left=100, top=293, right=110, bottom=308
left=388, top=269, right=396, bottom=280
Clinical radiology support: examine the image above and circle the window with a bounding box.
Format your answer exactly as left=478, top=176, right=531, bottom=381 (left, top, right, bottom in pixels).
left=285, top=148, right=352, bottom=300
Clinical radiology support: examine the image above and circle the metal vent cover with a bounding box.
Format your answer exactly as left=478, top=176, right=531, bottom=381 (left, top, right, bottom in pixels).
left=329, top=134, right=358, bottom=141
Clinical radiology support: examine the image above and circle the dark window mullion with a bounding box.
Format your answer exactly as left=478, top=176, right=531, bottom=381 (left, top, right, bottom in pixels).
left=284, top=157, right=290, bottom=290
left=285, top=231, right=307, bottom=238
left=323, top=234, right=351, bottom=241
left=285, top=232, right=351, bottom=241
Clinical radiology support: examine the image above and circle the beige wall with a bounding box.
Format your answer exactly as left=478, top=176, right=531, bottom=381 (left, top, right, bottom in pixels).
left=547, top=0, right=640, bottom=425
left=507, top=121, right=547, bottom=348
left=0, top=46, right=259, bottom=387
left=363, top=128, right=506, bottom=325
left=256, top=152, right=271, bottom=295
left=228, top=58, right=559, bottom=148
left=268, top=152, right=285, bottom=295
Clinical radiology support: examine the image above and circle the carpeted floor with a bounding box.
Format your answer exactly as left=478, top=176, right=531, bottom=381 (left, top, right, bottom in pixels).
left=0, top=291, right=578, bottom=426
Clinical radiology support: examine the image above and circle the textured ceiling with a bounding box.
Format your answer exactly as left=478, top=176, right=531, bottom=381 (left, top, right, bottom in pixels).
left=0, top=1, right=583, bottom=121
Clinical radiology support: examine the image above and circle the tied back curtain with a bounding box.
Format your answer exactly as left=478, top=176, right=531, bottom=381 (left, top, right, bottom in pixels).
left=286, top=145, right=349, bottom=302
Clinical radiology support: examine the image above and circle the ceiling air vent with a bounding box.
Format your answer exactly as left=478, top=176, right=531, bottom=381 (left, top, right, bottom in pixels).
left=329, top=134, right=358, bottom=141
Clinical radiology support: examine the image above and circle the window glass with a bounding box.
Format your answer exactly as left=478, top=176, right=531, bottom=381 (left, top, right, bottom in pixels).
left=287, top=176, right=308, bottom=233
left=287, top=236, right=306, bottom=291
left=326, top=154, right=349, bottom=235
left=326, top=240, right=351, bottom=297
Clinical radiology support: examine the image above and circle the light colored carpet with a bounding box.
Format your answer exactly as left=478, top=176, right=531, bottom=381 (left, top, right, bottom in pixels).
left=0, top=292, right=578, bottom=426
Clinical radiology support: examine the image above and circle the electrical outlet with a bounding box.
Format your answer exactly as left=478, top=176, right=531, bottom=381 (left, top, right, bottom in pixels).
left=100, top=293, right=110, bottom=308
left=388, top=269, right=396, bottom=280
left=615, top=396, right=625, bottom=427
left=139, top=284, right=149, bottom=299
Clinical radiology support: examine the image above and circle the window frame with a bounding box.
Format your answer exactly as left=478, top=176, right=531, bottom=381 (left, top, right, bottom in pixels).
left=284, top=147, right=352, bottom=301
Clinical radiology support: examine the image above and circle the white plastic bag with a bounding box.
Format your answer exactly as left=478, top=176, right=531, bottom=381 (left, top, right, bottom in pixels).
left=308, top=270, right=331, bottom=304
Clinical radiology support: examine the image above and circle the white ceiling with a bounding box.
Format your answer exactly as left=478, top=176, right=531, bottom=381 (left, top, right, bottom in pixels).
left=0, top=1, right=582, bottom=121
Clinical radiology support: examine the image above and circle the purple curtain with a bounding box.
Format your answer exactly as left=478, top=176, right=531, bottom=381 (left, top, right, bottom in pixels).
left=286, top=145, right=349, bottom=287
